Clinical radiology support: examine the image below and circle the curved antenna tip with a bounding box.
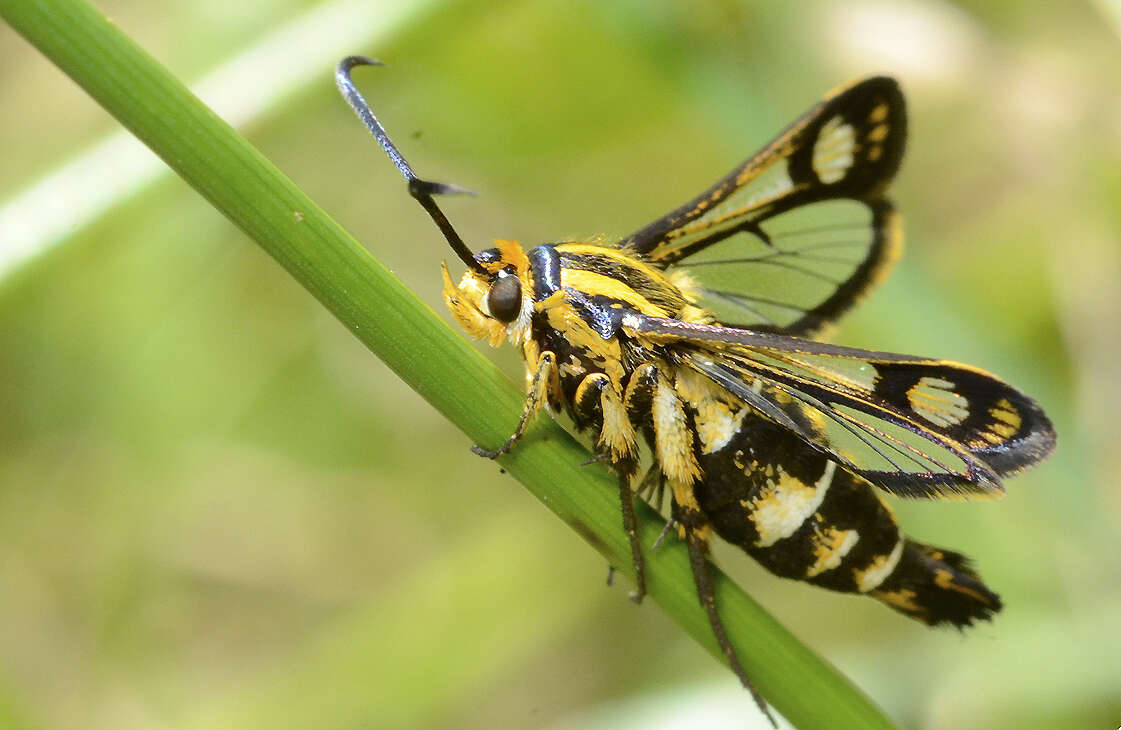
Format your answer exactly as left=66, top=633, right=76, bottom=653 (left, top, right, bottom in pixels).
left=336, top=56, right=383, bottom=87
left=409, top=179, right=478, bottom=198
left=338, top=55, right=383, bottom=70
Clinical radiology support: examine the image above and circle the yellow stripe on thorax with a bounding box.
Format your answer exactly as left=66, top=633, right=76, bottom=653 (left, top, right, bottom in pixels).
left=554, top=243, right=667, bottom=280
left=559, top=268, right=667, bottom=317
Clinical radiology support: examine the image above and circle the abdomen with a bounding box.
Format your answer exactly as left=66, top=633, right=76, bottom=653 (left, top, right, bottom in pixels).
left=692, top=410, right=1002, bottom=627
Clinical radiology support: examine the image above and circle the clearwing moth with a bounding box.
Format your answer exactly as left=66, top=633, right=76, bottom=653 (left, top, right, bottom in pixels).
left=336, top=56, right=1055, bottom=725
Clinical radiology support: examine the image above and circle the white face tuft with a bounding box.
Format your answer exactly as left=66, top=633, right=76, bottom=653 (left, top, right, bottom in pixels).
left=448, top=268, right=532, bottom=347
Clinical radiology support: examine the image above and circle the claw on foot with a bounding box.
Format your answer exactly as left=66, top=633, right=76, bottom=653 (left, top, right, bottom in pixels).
left=470, top=444, right=502, bottom=459
left=580, top=452, right=611, bottom=467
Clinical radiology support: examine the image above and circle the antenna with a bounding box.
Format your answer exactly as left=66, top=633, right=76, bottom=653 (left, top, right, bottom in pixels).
left=336, top=56, right=487, bottom=275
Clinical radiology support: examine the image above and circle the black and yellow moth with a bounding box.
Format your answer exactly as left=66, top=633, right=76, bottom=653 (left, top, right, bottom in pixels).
left=336, top=57, right=1056, bottom=724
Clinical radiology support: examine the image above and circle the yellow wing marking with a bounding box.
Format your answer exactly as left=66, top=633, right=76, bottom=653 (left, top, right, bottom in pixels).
left=988, top=398, right=1023, bottom=439
left=812, top=115, right=856, bottom=184
left=907, top=376, right=970, bottom=427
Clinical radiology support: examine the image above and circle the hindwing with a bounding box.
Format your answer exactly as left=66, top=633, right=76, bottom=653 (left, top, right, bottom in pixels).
left=623, top=313, right=1056, bottom=500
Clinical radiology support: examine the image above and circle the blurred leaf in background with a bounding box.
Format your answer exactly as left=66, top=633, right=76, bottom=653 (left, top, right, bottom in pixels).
left=1, top=0, right=1119, bottom=728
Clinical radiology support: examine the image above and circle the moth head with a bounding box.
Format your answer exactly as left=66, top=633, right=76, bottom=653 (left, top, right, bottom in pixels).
left=333, top=59, right=534, bottom=349
left=441, top=238, right=533, bottom=348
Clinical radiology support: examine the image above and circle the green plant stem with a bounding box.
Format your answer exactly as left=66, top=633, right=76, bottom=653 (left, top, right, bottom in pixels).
left=1, top=1, right=900, bottom=727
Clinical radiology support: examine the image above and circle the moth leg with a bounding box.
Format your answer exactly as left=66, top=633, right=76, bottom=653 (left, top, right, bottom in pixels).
left=587, top=470, right=646, bottom=603
left=651, top=517, right=676, bottom=551
left=617, top=470, right=645, bottom=603
left=634, top=464, right=659, bottom=500
left=633, top=465, right=678, bottom=552
left=579, top=452, right=612, bottom=467
left=596, top=476, right=644, bottom=602
left=682, top=519, right=776, bottom=728
left=471, top=350, right=557, bottom=459
left=648, top=360, right=773, bottom=724
left=574, top=373, right=645, bottom=603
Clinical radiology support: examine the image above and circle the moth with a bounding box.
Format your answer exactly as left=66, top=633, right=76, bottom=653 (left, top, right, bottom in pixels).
left=337, top=56, right=1055, bottom=724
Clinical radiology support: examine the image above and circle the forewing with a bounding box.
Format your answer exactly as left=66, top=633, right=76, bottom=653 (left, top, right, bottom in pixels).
left=624, top=314, right=1056, bottom=499
left=620, top=76, right=906, bottom=336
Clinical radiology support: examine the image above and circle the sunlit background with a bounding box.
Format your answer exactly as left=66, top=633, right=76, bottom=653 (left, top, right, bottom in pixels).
left=2, top=1, right=1120, bottom=728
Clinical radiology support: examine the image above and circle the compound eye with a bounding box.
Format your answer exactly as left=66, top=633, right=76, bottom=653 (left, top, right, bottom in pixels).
left=487, top=274, right=522, bottom=323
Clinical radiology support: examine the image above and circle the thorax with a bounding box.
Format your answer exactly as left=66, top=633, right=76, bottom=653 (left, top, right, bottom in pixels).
left=523, top=240, right=692, bottom=408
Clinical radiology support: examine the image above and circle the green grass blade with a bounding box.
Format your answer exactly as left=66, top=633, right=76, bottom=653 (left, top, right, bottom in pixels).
left=0, top=0, right=900, bottom=727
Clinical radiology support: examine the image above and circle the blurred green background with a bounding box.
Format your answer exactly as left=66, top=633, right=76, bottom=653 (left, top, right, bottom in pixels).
left=2, top=1, right=1119, bottom=728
